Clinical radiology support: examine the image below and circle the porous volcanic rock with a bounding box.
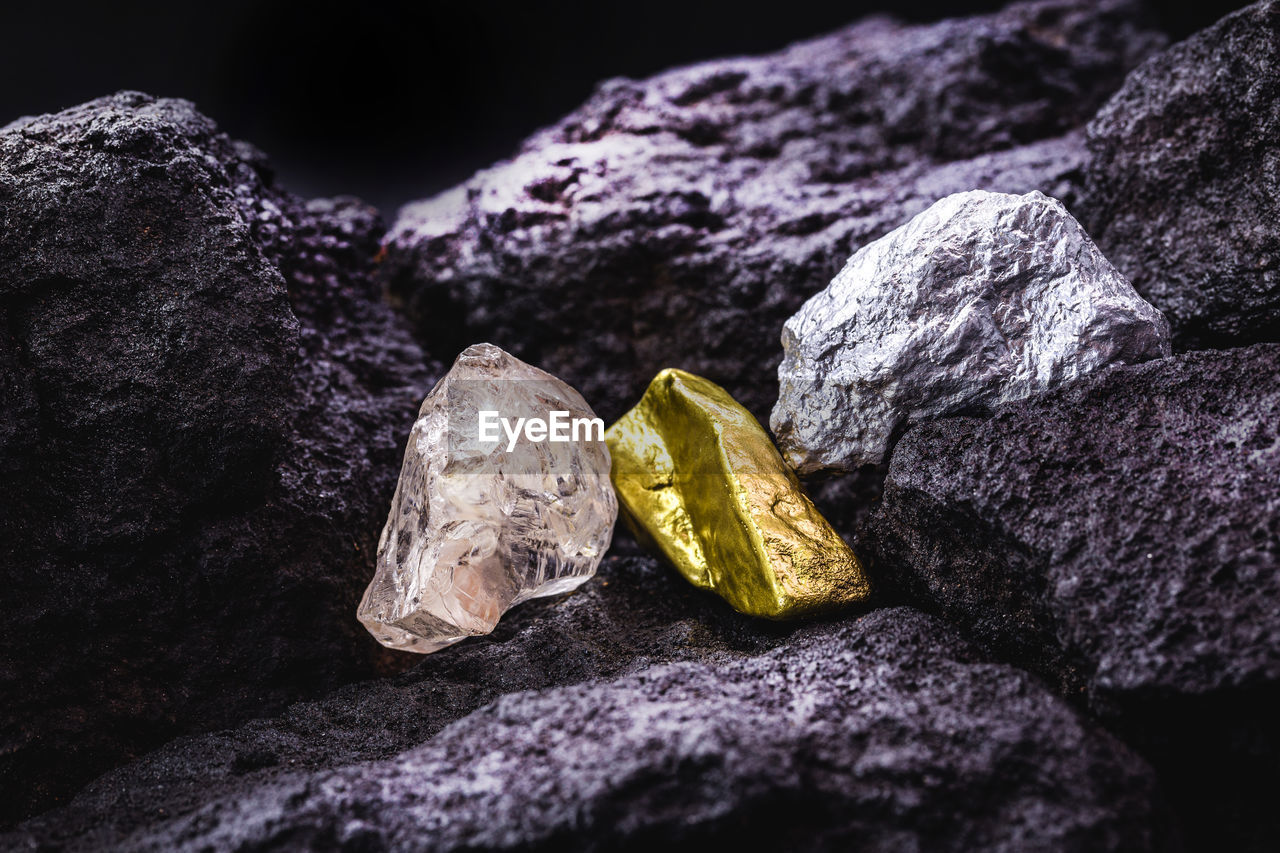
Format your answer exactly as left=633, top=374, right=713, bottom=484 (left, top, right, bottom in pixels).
left=866, top=343, right=1280, bottom=850
left=1080, top=1, right=1280, bottom=349
left=6, top=598, right=1172, bottom=852
left=383, top=0, right=1165, bottom=425
left=0, top=92, right=436, bottom=823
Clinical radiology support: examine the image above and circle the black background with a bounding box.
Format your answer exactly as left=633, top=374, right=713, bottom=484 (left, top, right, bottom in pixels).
left=0, top=1, right=1243, bottom=215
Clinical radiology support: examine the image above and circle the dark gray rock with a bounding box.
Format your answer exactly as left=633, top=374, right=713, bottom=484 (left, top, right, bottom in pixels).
left=3, top=554, right=796, bottom=849
left=0, top=92, right=437, bottom=823
left=866, top=343, right=1280, bottom=850
left=6, top=598, right=1173, bottom=852
left=1080, top=1, right=1280, bottom=349
left=383, top=0, right=1165, bottom=425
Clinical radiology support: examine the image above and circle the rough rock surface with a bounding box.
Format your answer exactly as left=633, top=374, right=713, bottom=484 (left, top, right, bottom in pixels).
left=383, top=0, right=1165, bottom=425
left=866, top=343, right=1280, bottom=849
left=1080, top=1, right=1280, bottom=350
left=772, top=189, right=1170, bottom=473
left=359, top=342, right=616, bottom=653
left=0, top=92, right=436, bottom=822
left=6, top=595, right=1172, bottom=852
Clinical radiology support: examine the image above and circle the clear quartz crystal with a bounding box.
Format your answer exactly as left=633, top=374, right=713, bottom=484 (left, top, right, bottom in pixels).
left=357, top=343, right=616, bottom=653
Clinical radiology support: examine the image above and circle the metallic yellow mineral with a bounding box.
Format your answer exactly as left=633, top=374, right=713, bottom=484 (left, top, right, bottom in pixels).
left=606, top=369, right=869, bottom=619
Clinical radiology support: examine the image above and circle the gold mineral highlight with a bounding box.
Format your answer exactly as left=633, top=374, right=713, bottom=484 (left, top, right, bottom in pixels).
left=606, top=368, right=869, bottom=620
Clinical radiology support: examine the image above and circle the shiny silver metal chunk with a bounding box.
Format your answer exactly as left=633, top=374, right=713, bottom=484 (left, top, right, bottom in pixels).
left=771, top=190, right=1170, bottom=473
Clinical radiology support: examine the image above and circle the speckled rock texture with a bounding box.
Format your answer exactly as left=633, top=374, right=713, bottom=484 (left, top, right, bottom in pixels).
left=383, top=0, right=1166, bottom=426
left=0, top=92, right=437, bottom=823
left=866, top=343, right=1280, bottom=850
left=5, top=594, right=1173, bottom=852
left=4, top=1, right=1276, bottom=849
left=1080, top=1, right=1280, bottom=349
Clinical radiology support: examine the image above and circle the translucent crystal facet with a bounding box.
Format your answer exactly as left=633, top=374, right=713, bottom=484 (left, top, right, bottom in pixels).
left=358, top=343, right=617, bottom=653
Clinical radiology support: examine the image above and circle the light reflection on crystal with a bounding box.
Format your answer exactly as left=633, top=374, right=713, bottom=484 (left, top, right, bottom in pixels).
left=357, top=343, right=616, bottom=653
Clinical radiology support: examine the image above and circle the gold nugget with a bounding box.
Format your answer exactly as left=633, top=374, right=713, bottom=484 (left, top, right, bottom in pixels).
left=606, top=369, right=869, bottom=619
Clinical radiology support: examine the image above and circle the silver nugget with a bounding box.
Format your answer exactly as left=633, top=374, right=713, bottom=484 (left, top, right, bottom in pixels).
left=771, top=190, right=1170, bottom=474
